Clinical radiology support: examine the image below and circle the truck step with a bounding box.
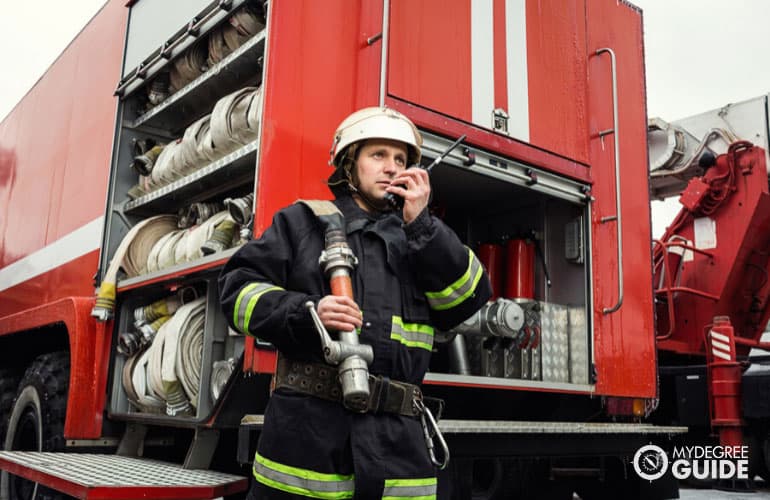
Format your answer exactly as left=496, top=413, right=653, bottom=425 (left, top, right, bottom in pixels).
left=0, top=452, right=247, bottom=499
left=241, top=415, right=688, bottom=435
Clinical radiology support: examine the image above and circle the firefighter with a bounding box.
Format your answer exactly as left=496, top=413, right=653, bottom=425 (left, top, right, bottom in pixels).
left=219, top=107, right=491, bottom=499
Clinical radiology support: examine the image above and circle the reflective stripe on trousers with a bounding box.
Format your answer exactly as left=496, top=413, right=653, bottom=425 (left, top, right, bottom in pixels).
left=253, top=452, right=354, bottom=499
left=382, top=477, right=437, bottom=499
left=425, top=248, right=484, bottom=311
left=253, top=453, right=437, bottom=499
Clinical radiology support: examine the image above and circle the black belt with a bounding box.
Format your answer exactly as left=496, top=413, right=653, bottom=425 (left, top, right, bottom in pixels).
left=274, top=355, right=423, bottom=418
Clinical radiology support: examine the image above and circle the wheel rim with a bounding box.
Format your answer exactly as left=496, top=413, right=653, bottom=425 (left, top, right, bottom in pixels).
left=9, top=402, right=41, bottom=500
left=12, top=406, right=40, bottom=452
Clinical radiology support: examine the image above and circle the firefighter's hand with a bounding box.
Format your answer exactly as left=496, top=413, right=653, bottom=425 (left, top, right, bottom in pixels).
left=317, top=295, right=363, bottom=333
left=387, top=168, right=430, bottom=224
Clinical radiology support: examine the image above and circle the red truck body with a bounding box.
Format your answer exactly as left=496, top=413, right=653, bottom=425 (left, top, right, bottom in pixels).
left=5, top=1, right=755, bottom=498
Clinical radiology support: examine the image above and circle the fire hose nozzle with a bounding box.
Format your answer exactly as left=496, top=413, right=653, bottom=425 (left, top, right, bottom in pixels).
left=305, top=302, right=373, bottom=412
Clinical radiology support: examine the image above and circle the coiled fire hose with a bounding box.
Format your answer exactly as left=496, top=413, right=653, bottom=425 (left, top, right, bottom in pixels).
left=123, top=347, right=165, bottom=412
left=176, top=303, right=205, bottom=407
left=169, top=41, right=208, bottom=93
left=130, top=86, right=262, bottom=197
left=124, top=216, right=180, bottom=276
left=92, top=209, right=237, bottom=320
left=92, top=215, right=178, bottom=321
left=208, top=4, right=265, bottom=65
left=124, top=297, right=206, bottom=415
left=209, top=87, right=261, bottom=155
left=142, top=210, right=235, bottom=275
left=118, top=293, right=190, bottom=356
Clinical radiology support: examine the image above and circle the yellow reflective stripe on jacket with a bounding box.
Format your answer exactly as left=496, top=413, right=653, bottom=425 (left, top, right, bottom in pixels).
left=391, top=316, right=434, bottom=351
left=253, top=452, right=354, bottom=499
left=424, top=249, right=484, bottom=311
left=234, top=283, right=283, bottom=333
left=382, top=477, right=437, bottom=499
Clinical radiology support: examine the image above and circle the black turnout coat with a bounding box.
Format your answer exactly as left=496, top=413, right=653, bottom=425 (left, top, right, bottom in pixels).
left=219, top=194, right=490, bottom=499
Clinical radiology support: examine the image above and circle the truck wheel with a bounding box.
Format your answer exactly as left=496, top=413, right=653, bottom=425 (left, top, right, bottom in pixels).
left=1, top=351, right=70, bottom=500
left=0, top=368, right=21, bottom=445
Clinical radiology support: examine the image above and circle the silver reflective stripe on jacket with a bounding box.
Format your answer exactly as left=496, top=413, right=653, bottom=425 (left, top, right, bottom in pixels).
left=391, top=316, right=434, bottom=351
left=253, top=452, right=354, bottom=499
left=382, top=477, right=437, bottom=499
left=233, top=282, right=283, bottom=333
left=425, top=248, right=484, bottom=311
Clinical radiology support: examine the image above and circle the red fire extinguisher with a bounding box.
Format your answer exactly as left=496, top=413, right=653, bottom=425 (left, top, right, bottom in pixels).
left=505, top=239, right=535, bottom=300
left=477, top=243, right=504, bottom=300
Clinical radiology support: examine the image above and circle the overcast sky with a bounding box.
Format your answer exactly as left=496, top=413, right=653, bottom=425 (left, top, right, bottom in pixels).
left=1, top=0, right=769, bottom=234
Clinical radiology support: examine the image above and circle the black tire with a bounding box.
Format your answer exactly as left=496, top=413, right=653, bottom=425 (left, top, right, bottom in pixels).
left=1, top=351, right=70, bottom=500
left=0, top=368, right=22, bottom=445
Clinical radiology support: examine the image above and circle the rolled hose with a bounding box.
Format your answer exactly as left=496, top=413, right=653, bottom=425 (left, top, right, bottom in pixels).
left=122, top=346, right=165, bottom=412
left=169, top=41, right=208, bottom=93
left=208, top=4, right=265, bottom=65
left=177, top=303, right=205, bottom=407
left=131, top=85, right=262, bottom=196
left=93, top=209, right=237, bottom=321
left=141, top=210, right=234, bottom=275
left=141, top=297, right=206, bottom=416
left=209, top=87, right=261, bottom=155
left=122, top=290, right=206, bottom=414
left=91, top=215, right=178, bottom=321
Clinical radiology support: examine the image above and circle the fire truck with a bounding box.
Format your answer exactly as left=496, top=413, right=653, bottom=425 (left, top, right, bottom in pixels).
left=3, top=0, right=770, bottom=499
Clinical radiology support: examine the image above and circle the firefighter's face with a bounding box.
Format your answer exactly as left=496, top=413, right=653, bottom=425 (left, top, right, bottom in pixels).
left=352, top=139, right=408, bottom=209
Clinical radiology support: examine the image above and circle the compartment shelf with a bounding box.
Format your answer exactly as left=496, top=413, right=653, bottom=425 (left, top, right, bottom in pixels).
left=129, top=31, right=266, bottom=134
left=116, top=0, right=253, bottom=101
left=123, top=140, right=258, bottom=215
left=118, top=246, right=240, bottom=292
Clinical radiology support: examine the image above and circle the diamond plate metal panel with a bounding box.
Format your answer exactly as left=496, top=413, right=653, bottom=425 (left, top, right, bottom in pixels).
left=481, top=339, right=504, bottom=377
left=541, top=303, right=569, bottom=382
left=569, top=306, right=589, bottom=384
left=0, top=452, right=245, bottom=489
left=530, top=344, right=541, bottom=381
left=504, top=342, right=522, bottom=379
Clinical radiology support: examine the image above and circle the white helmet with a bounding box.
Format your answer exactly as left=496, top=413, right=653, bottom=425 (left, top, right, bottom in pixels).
left=330, top=107, right=422, bottom=168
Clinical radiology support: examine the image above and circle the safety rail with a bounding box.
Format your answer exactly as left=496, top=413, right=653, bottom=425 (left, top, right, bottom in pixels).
left=654, top=238, right=718, bottom=341
left=129, top=31, right=266, bottom=134
left=594, top=47, right=624, bottom=315
left=123, top=140, right=258, bottom=216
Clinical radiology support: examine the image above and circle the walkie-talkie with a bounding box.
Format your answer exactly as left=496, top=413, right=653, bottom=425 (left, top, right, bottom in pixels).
left=385, top=134, right=467, bottom=209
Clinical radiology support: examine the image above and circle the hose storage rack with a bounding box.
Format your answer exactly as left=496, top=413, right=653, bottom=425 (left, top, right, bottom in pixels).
left=98, top=0, right=269, bottom=426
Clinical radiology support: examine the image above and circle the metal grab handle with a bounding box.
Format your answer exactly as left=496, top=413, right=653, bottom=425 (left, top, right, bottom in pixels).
left=595, top=47, right=624, bottom=315
left=378, top=0, right=391, bottom=106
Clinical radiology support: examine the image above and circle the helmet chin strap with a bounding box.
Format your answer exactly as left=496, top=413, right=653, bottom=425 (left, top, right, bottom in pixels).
left=347, top=182, right=392, bottom=214
left=343, top=162, right=392, bottom=214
